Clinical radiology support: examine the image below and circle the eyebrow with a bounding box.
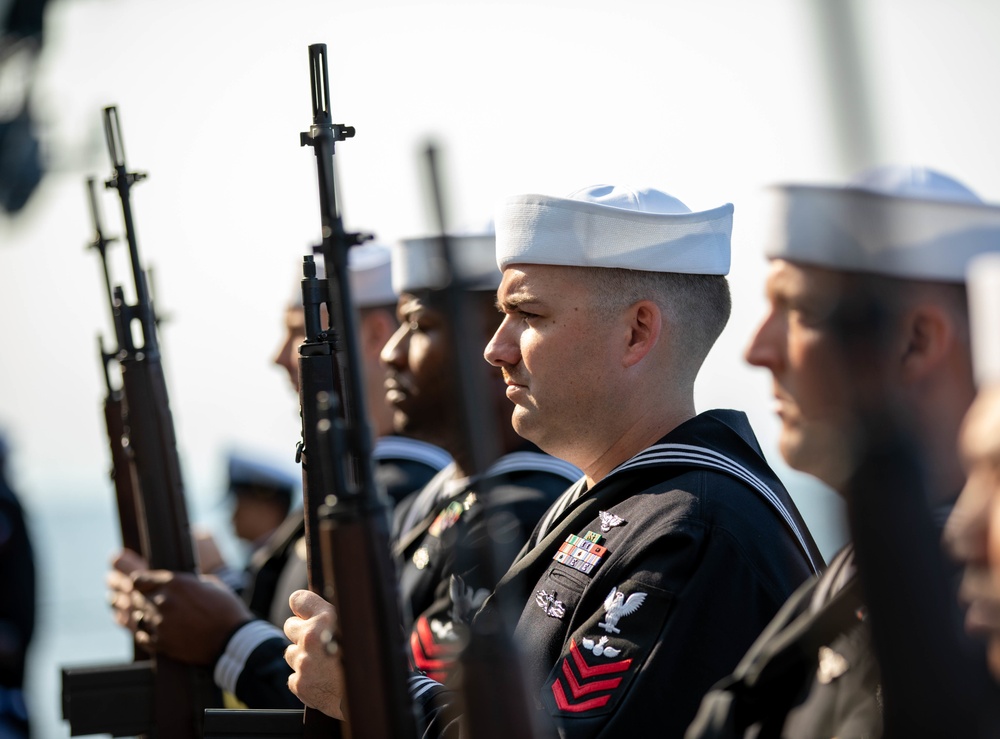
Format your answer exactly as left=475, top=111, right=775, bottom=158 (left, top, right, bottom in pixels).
left=495, top=292, right=540, bottom=312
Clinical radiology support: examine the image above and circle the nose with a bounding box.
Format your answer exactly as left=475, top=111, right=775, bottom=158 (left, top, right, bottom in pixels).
left=484, top=315, right=520, bottom=368
left=272, top=335, right=290, bottom=369
left=273, top=333, right=300, bottom=392
left=744, top=308, right=782, bottom=371
left=944, top=473, right=991, bottom=565
left=381, top=322, right=409, bottom=369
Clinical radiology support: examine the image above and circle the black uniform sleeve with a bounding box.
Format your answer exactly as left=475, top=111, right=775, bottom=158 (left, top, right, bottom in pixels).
left=409, top=674, right=462, bottom=739
left=214, top=620, right=302, bottom=709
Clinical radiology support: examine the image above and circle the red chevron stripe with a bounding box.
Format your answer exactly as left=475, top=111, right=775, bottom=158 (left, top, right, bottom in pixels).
left=562, top=659, right=623, bottom=698
left=551, top=677, right=612, bottom=712
left=414, top=616, right=461, bottom=660
left=410, top=629, right=452, bottom=673
left=569, top=640, right=631, bottom=677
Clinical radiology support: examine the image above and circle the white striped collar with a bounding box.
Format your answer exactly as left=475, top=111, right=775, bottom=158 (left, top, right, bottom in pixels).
left=398, top=450, right=580, bottom=538
left=607, top=443, right=821, bottom=573
left=484, top=450, right=582, bottom=483
left=373, top=436, right=453, bottom=471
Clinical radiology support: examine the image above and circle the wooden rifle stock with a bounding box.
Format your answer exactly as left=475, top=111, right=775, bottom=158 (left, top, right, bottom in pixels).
left=62, top=107, right=217, bottom=738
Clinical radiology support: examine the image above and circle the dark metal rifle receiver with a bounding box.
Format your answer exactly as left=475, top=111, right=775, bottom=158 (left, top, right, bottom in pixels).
left=301, top=255, right=330, bottom=344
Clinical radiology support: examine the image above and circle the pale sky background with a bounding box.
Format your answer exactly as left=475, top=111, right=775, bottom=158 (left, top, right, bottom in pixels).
left=1, top=0, right=999, bottom=734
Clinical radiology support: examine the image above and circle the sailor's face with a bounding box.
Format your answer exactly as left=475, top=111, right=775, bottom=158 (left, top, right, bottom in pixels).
left=744, top=259, right=858, bottom=489
left=380, top=293, right=456, bottom=441
left=945, top=383, right=1000, bottom=680
left=486, top=264, right=620, bottom=464
left=273, top=307, right=306, bottom=394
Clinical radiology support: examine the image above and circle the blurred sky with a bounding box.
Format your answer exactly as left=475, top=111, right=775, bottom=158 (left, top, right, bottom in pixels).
left=3, top=0, right=1000, bottom=733
left=3, top=0, right=1000, bottom=556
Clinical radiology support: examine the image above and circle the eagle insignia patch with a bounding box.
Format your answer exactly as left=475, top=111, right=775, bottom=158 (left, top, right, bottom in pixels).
left=598, top=586, right=647, bottom=634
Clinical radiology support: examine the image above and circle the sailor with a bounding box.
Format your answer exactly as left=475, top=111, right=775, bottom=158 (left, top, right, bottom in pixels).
left=245, top=240, right=451, bottom=626
left=383, top=232, right=581, bottom=682
left=195, top=450, right=298, bottom=594
left=689, top=166, right=1000, bottom=738
left=106, top=241, right=451, bottom=709
left=272, top=240, right=452, bottom=507
left=283, top=184, right=823, bottom=737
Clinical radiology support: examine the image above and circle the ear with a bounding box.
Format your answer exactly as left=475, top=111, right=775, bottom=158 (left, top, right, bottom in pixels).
left=622, top=300, right=662, bottom=368
left=899, top=304, right=954, bottom=382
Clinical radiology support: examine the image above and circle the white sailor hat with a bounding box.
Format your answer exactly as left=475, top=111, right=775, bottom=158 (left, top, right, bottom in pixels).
left=391, top=230, right=499, bottom=294
left=495, top=184, right=733, bottom=274
left=348, top=241, right=397, bottom=308
left=764, top=165, right=1000, bottom=282
left=967, top=252, right=1000, bottom=386
left=291, top=241, right=397, bottom=308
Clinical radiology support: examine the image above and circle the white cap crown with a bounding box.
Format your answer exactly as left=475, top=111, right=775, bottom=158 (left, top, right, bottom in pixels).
left=290, top=241, right=397, bottom=309
left=496, top=184, right=733, bottom=274
left=968, top=252, right=1000, bottom=386
left=391, top=232, right=499, bottom=294
left=765, top=166, right=1000, bottom=281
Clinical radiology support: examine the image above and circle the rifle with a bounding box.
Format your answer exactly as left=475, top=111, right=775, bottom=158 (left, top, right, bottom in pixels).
left=205, top=43, right=417, bottom=739
left=86, top=175, right=143, bottom=559
left=305, top=42, right=417, bottom=739
left=61, top=106, right=218, bottom=738
left=421, top=145, right=539, bottom=739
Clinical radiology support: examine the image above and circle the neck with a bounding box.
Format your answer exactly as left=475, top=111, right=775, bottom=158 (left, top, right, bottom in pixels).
left=911, top=374, right=974, bottom=506
left=582, top=400, right=696, bottom=487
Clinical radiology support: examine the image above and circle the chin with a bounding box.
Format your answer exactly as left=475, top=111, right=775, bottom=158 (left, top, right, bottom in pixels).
left=780, top=432, right=851, bottom=491
left=778, top=431, right=822, bottom=476
left=393, top=410, right=416, bottom=435
left=990, top=641, right=1000, bottom=683
left=511, top=408, right=541, bottom=444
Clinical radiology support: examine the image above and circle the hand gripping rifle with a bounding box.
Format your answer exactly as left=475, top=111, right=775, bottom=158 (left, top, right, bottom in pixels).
left=61, top=106, right=218, bottom=738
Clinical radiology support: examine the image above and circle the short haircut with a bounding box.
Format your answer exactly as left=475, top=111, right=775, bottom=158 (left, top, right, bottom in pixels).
left=580, top=267, right=732, bottom=379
